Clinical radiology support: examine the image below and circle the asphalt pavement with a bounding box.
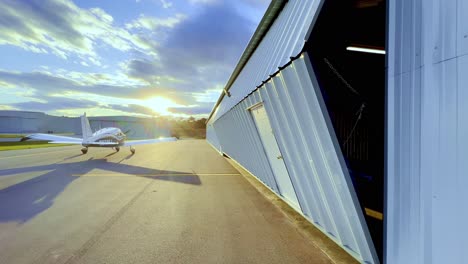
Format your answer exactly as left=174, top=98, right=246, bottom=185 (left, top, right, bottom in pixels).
left=0, top=140, right=336, bottom=264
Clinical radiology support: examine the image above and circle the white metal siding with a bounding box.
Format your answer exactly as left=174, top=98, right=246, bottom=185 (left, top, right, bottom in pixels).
left=251, top=104, right=300, bottom=209
left=213, top=103, right=280, bottom=192
left=206, top=123, right=221, bottom=152
left=387, top=0, right=468, bottom=263
left=0, top=111, right=45, bottom=133
left=210, top=0, right=323, bottom=122
left=211, top=55, right=378, bottom=263
left=0, top=117, right=21, bottom=133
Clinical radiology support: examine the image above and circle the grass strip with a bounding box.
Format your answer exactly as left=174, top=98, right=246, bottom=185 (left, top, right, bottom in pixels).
left=0, top=141, right=72, bottom=151
left=0, top=134, right=23, bottom=138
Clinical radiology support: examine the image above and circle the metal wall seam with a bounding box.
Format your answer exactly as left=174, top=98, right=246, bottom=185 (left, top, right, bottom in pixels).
left=386, top=0, right=425, bottom=263
left=209, top=0, right=468, bottom=262
left=206, top=124, right=221, bottom=152
left=456, top=54, right=468, bottom=264
left=238, top=98, right=277, bottom=190
left=211, top=55, right=379, bottom=263
left=457, top=0, right=468, bottom=56
left=432, top=0, right=457, bottom=63
left=259, top=84, right=321, bottom=225
left=278, top=1, right=310, bottom=60
left=432, top=56, right=459, bottom=264
left=283, top=61, right=359, bottom=249
left=256, top=8, right=284, bottom=84
left=388, top=0, right=468, bottom=263
left=212, top=0, right=323, bottom=122
left=264, top=77, right=335, bottom=232
left=214, top=99, right=278, bottom=191
left=265, top=0, right=298, bottom=76
left=248, top=95, right=279, bottom=190
left=268, top=70, right=340, bottom=238
left=237, top=101, right=260, bottom=182
left=276, top=60, right=374, bottom=259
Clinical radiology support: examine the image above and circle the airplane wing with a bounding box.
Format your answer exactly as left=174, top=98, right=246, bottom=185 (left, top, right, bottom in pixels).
left=21, top=134, right=83, bottom=144
left=124, top=137, right=177, bottom=146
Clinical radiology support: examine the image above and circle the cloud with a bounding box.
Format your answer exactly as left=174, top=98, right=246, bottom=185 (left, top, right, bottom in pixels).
left=160, top=0, right=173, bottom=9
left=106, top=104, right=157, bottom=116
left=192, top=87, right=223, bottom=103
left=0, top=0, right=96, bottom=58
left=0, top=0, right=268, bottom=118
left=124, top=2, right=255, bottom=101
left=124, top=57, right=234, bottom=99
left=168, top=103, right=213, bottom=116
left=0, top=66, right=220, bottom=117
left=0, top=105, right=14, bottom=110
left=164, top=2, right=252, bottom=64
left=125, top=14, right=185, bottom=31
left=241, top=0, right=271, bottom=8
left=7, top=88, right=168, bottom=117
left=9, top=94, right=210, bottom=117
left=0, top=70, right=149, bottom=101
left=0, top=68, right=207, bottom=111
left=8, top=95, right=160, bottom=117
left=11, top=96, right=100, bottom=112
left=0, top=0, right=169, bottom=62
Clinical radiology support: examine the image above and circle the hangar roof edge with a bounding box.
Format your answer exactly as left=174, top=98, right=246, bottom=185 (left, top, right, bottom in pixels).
left=206, top=0, right=288, bottom=124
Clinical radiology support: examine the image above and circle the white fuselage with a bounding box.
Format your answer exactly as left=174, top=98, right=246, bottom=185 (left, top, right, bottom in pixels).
left=82, top=127, right=126, bottom=147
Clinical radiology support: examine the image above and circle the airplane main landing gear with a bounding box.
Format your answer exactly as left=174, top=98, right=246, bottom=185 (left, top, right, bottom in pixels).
left=115, top=147, right=120, bottom=152
left=81, top=147, right=88, bottom=154
left=130, top=146, right=135, bottom=154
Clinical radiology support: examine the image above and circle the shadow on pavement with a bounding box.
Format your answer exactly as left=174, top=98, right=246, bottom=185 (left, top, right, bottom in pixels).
left=146, top=175, right=202, bottom=185
left=0, top=158, right=201, bottom=224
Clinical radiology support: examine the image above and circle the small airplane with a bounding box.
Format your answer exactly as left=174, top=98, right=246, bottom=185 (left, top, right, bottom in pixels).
left=21, top=113, right=176, bottom=154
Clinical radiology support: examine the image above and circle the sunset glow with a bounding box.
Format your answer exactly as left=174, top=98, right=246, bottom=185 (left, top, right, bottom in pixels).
left=0, top=0, right=269, bottom=118
left=142, top=97, right=179, bottom=116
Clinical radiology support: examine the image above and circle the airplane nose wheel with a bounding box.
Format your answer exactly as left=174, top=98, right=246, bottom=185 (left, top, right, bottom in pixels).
left=115, top=147, right=120, bottom=152
left=130, top=146, right=135, bottom=154
left=81, top=147, right=88, bottom=154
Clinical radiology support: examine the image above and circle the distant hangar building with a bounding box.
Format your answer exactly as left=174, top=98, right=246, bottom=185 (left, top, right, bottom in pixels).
left=0, top=110, right=78, bottom=134
left=0, top=110, right=171, bottom=138
left=207, top=0, right=468, bottom=263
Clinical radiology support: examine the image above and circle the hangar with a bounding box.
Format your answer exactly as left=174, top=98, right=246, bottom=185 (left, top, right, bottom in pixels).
left=0, top=110, right=171, bottom=139
left=0, top=111, right=77, bottom=134
left=207, top=0, right=468, bottom=263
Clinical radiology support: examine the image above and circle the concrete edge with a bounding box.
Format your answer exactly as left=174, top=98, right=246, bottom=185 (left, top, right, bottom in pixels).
left=206, top=140, right=223, bottom=155
left=223, top=154, right=359, bottom=264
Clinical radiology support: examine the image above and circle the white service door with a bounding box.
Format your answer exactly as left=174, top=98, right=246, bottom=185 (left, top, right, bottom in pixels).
left=251, top=105, right=300, bottom=209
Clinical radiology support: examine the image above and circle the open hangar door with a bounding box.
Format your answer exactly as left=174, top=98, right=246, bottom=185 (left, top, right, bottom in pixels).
left=305, top=0, right=386, bottom=261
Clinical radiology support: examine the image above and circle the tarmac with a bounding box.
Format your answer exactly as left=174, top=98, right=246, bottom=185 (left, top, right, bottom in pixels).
left=0, top=140, right=352, bottom=264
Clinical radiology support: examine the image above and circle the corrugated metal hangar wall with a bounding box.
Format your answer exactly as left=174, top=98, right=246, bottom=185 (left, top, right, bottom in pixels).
left=387, top=0, right=468, bottom=263
left=207, top=0, right=468, bottom=263
left=0, top=111, right=47, bottom=133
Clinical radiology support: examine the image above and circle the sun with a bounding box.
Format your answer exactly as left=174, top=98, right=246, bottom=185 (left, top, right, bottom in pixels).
left=142, top=97, right=178, bottom=115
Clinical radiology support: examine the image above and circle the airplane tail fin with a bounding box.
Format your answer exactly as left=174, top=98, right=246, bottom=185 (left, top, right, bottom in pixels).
left=81, top=113, right=93, bottom=141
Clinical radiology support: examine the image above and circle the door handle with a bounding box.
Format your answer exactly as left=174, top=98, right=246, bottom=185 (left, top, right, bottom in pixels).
left=277, top=155, right=283, bottom=160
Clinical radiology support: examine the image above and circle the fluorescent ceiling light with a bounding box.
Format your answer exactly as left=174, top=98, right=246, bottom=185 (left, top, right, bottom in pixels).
left=346, top=46, right=386, bottom=55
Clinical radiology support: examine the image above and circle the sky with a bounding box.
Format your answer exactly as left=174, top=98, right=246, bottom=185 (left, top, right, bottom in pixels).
left=0, top=0, right=270, bottom=118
